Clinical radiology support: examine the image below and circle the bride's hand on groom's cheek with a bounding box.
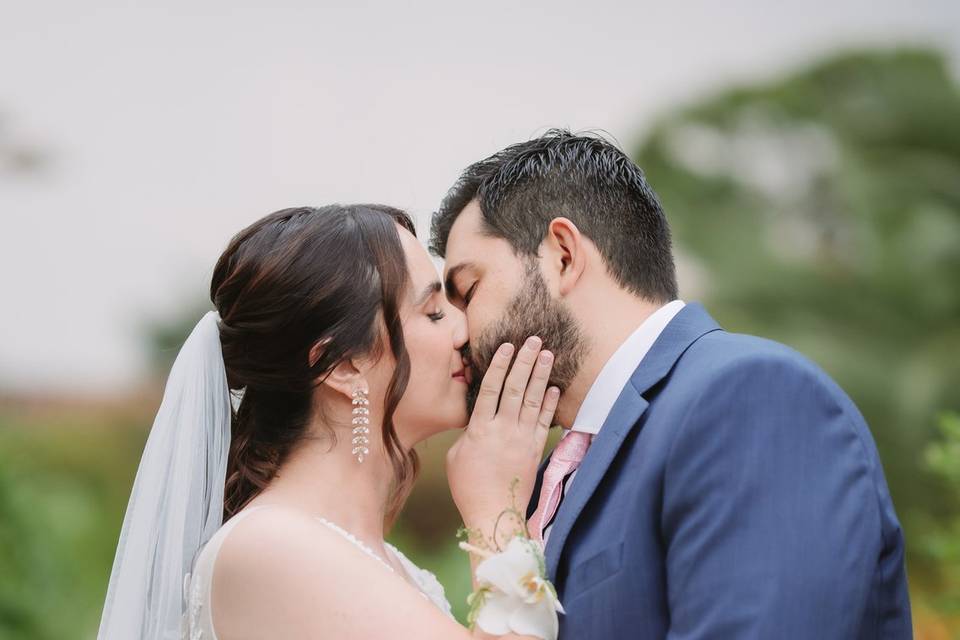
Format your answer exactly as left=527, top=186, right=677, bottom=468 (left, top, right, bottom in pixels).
left=447, top=335, right=560, bottom=547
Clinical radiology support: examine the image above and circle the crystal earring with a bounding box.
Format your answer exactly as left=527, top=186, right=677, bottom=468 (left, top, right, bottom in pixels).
left=351, top=387, right=371, bottom=463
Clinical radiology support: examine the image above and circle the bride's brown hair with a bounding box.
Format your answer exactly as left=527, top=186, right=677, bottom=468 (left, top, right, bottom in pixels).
left=210, top=204, right=419, bottom=526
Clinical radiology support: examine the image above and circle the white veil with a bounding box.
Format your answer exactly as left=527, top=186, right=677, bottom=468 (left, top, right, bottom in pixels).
left=97, top=311, right=232, bottom=639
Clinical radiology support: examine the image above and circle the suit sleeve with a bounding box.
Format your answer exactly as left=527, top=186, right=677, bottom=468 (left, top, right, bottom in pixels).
left=661, top=353, right=882, bottom=639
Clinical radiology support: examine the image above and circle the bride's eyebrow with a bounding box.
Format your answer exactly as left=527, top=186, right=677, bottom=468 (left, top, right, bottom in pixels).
left=415, top=281, right=442, bottom=307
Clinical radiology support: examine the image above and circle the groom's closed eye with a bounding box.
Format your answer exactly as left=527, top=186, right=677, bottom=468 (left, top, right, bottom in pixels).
left=444, top=262, right=479, bottom=306
left=444, top=262, right=479, bottom=308
left=460, top=282, right=478, bottom=307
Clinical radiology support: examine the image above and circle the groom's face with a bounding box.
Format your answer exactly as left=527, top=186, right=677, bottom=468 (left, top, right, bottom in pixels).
left=442, top=201, right=586, bottom=415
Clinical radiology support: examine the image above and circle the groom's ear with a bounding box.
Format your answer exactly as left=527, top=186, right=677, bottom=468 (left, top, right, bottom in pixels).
left=544, top=217, right=587, bottom=296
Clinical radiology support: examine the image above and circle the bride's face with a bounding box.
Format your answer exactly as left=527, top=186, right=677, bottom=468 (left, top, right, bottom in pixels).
left=374, top=225, right=471, bottom=446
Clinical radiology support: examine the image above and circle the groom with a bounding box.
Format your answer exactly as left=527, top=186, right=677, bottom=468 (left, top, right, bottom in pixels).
left=431, top=130, right=913, bottom=638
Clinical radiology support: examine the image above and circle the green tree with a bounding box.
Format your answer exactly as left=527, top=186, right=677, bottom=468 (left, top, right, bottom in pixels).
left=923, top=412, right=960, bottom=617
left=634, top=47, right=960, bottom=609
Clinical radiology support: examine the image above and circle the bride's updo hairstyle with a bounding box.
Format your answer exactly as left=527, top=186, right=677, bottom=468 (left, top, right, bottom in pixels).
left=210, top=205, right=419, bottom=524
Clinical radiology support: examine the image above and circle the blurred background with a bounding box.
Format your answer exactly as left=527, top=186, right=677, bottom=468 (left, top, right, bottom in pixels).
left=2, top=1, right=959, bottom=637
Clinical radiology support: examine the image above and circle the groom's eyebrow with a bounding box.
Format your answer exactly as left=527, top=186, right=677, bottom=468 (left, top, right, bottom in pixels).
left=444, top=262, right=476, bottom=301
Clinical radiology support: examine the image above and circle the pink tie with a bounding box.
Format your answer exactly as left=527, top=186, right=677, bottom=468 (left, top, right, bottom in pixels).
left=529, top=431, right=592, bottom=546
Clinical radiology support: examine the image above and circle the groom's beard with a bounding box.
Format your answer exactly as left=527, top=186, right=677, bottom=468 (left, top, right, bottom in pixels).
left=464, top=264, right=587, bottom=417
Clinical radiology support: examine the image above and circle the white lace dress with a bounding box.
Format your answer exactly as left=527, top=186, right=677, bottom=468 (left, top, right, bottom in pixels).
left=181, top=506, right=454, bottom=639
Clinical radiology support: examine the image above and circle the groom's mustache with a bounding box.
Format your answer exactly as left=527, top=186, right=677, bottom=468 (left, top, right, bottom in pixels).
left=459, top=343, right=476, bottom=386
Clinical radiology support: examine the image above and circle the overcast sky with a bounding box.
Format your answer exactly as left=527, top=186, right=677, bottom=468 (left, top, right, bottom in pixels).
left=2, top=0, right=958, bottom=394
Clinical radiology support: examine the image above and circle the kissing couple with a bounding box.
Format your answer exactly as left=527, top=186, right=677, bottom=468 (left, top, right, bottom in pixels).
left=98, top=130, right=913, bottom=639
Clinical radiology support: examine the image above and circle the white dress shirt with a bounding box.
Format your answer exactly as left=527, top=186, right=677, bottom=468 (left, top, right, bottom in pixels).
left=543, top=300, right=685, bottom=544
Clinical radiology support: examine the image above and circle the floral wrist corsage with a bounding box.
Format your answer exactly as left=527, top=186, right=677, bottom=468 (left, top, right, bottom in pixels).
left=457, top=480, right=565, bottom=640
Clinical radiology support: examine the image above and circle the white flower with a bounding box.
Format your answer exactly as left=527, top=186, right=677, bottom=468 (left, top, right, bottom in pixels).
left=472, top=537, right=565, bottom=640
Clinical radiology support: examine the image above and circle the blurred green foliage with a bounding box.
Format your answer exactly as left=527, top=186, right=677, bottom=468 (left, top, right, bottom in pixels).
left=1, top=47, right=958, bottom=638
left=635, top=48, right=960, bottom=624
left=0, top=409, right=146, bottom=639
left=921, top=412, right=960, bottom=617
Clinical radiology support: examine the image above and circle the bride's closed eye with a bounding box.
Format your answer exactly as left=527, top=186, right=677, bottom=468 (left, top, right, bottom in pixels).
left=428, top=309, right=446, bottom=323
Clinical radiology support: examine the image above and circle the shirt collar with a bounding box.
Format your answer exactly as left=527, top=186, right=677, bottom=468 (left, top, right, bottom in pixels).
left=569, top=300, right=686, bottom=436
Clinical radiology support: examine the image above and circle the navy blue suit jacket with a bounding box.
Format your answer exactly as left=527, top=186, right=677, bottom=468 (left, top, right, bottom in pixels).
left=528, top=303, right=912, bottom=639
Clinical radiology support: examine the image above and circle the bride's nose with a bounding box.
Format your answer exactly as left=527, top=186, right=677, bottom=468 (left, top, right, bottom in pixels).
left=449, top=304, right=468, bottom=352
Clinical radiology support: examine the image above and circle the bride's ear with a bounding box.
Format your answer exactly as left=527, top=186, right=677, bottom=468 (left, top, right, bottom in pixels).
left=320, top=360, right=368, bottom=401
left=310, top=339, right=368, bottom=400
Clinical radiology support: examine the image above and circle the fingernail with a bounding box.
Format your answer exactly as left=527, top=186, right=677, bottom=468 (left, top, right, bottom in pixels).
left=548, top=387, right=560, bottom=399
left=526, top=336, right=542, bottom=349
left=539, top=351, right=553, bottom=364
left=499, top=343, right=515, bottom=356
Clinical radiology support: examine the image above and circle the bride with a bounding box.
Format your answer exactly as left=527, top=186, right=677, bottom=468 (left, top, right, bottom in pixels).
left=97, top=204, right=562, bottom=639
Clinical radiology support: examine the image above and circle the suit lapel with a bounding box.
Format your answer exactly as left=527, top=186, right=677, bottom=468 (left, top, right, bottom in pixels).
left=544, top=383, right=648, bottom=577
left=541, top=303, right=722, bottom=578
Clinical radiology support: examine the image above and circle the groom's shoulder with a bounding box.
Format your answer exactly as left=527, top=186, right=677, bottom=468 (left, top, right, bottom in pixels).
left=662, top=329, right=874, bottom=455
left=677, top=328, right=838, bottom=395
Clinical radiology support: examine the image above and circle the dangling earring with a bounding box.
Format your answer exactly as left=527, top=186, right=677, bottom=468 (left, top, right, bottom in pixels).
left=351, top=387, right=371, bottom=463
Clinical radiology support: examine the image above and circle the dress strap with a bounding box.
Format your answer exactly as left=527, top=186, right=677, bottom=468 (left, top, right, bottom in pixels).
left=313, top=518, right=450, bottom=614
left=314, top=517, right=396, bottom=574
left=185, top=505, right=278, bottom=640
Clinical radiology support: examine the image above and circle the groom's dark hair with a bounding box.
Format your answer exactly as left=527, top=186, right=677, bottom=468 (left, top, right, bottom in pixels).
left=430, top=129, right=678, bottom=302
